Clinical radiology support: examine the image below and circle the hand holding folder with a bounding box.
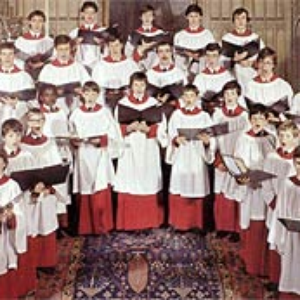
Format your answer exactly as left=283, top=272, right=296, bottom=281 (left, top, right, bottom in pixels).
left=130, top=31, right=171, bottom=50
left=222, top=39, right=260, bottom=59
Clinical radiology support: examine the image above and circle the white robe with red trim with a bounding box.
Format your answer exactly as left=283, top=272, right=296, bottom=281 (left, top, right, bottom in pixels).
left=166, top=107, right=216, bottom=198
left=114, top=96, right=167, bottom=195
left=69, top=105, right=121, bottom=194
left=0, top=177, right=26, bottom=275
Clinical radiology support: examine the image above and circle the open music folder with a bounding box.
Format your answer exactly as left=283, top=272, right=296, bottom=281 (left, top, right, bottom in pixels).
left=278, top=217, right=300, bottom=232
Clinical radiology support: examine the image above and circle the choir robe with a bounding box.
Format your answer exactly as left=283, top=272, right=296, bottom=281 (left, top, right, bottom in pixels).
left=166, top=106, right=216, bottom=230
left=212, top=105, right=249, bottom=232
left=69, top=104, right=121, bottom=234
left=38, top=59, right=90, bottom=115
left=92, top=55, right=140, bottom=107
left=21, top=134, right=66, bottom=267
left=114, top=94, right=168, bottom=230
left=262, top=148, right=296, bottom=284
left=273, top=176, right=300, bottom=296
left=193, top=66, right=234, bottom=107
left=173, top=27, right=215, bottom=74
left=221, top=29, right=264, bottom=92
left=234, top=129, right=276, bottom=276
left=0, top=176, right=27, bottom=299
left=125, top=26, right=165, bottom=70
left=0, top=65, right=35, bottom=128
left=69, top=24, right=108, bottom=70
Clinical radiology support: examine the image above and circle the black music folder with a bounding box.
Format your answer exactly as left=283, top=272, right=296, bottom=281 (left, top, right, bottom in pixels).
left=278, top=217, right=300, bottom=232
left=57, top=82, right=81, bottom=97
left=284, top=112, right=300, bottom=124
left=147, top=83, right=184, bottom=101
left=78, top=25, right=119, bottom=45
left=0, top=89, right=37, bottom=101
left=130, top=31, right=171, bottom=49
left=10, top=164, right=70, bottom=191
left=174, top=45, right=205, bottom=59
left=245, top=96, right=289, bottom=114
left=222, top=39, right=260, bottom=59
left=118, top=104, right=162, bottom=125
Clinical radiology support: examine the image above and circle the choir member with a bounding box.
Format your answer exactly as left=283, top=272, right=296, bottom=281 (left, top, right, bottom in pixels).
left=166, top=84, right=216, bottom=231
left=114, top=72, right=167, bottom=230
left=69, top=81, right=120, bottom=235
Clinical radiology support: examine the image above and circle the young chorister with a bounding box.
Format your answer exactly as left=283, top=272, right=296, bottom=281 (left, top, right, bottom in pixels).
left=125, top=4, right=167, bottom=70
left=0, top=42, right=35, bottom=127
left=233, top=104, right=276, bottom=277
left=114, top=72, right=167, bottom=230
left=92, top=35, right=139, bottom=110
left=69, top=81, right=120, bottom=235
left=213, top=80, right=249, bottom=241
left=262, top=120, right=299, bottom=291
left=173, top=4, right=215, bottom=76
left=38, top=34, right=90, bottom=115
left=15, top=10, right=54, bottom=80
left=193, top=43, right=234, bottom=114
left=166, top=84, right=216, bottom=231
left=0, top=150, right=28, bottom=299
left=21, top=108, right=67, bottom=271
left=69, top=1, right=107, bottom=72
left=221, top=7, right=265, bottom=92
left=271, top=147, right=300, bottom=298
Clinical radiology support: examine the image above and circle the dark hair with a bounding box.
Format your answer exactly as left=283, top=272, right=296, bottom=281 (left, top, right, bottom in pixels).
left=0, top=42, right=15, bottom=52
left=185, top=4, right=203, bottom=16
left=293, top=145, right=300, bottom=160
left=156, top=40, right=172, bottom=51
left=183, top=84, right=199, bottom=95
left=0, top=150, right=8, bottom=169
left=2, top=119, right=23, bottom=137
left=38, top=84, right=58, bottom=102
left=205, top=42, right=221, bottom=54
left=54, top=35, right=72, bottom=47
left=249, top=103, right=268, bottom=118
left=27, top=10, right=46, bottom=22
left=107, top=34, right=123, bottom=44
left=82, top=81, right=100, bottom=94
left=129, top=72, right=148, bottom=87
left=257, top=47, right=277, bottom=66
left=278, top=120, right=299, bottom=138
left=81, top=1, right=98, bottom=13
left=222, top=80, right=242, bottom=97
left=232, top=7, right=251, bottom=22
left=140, top=4, right=155, bottom=16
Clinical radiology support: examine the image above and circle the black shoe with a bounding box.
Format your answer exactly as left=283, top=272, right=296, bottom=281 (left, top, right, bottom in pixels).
left=264, top=282, right=278, bottom=292
left=228, top=232, right=240, bottom=243
left=216, top=231, right=229, bottom=239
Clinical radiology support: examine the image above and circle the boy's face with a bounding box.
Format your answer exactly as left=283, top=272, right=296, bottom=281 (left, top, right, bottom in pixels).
left=4, top=130, right=22, bottom=149
left=81, top=7, right=97, bottom=25
left=205, top=50, right=220, bottom=68
left=278, top=130, right=298, bottom=149
left=140, top=10, right=154, bottom=27
left=0, top=157, right=6, bottom=173
left=258, top=56, right=275, bottom=75
left=0, top=49, right=15, bottom=68
left=29, top=15, right=44, bottom=33
left=186, top=12, right=202, bottom=28
left=224, top=89, right=239, bottom=107
left=27, top=113, right=45, bottom=133
left=132, top=80, right=147, bottom=95
left=183, top=90, right=198, bottom=107
left=108, top=40, right=123, bottom=56
left=233, top=12, right=248, bottom=31
left=83, top=89, right=98, bottom=106
left=157, top=45, right=172, bottom=64
left=40, top=88, right=57, bottom=107
left=250, top=113, right=267, bottom=133
left=56, top=43, right=71, bottom=61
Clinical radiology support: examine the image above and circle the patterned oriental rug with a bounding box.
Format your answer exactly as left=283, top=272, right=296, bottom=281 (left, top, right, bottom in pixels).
left=74, top=229, right=223, bottom=300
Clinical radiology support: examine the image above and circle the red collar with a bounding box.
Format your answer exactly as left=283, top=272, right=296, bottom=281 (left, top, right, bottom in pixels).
left=277, top=147, right=295, bottom=160
left=104, top=55, right=127, bottom=63
left=202, top=66, right=226, bottom=75
left=180, top=106, right=202, bottom=115
left=80, top=24, right=100, bottom=31
left=0, top=65, right=21, bottom=74
left=185, top=27, right=204, bottom=34
left=290, top=176, right=300, bottom=186
left=222, top=105, right=244, bottom=117
left=231, top=29, right=252, bottom=37
left=80, top=103, right=102, bottom=112
left=136, top=26, right=158, bottom=33
left=153, top=64, right=175, bottom=73
left=22, top=134, right=48, bottom=145
left=247, top=129, right=268, bottom=137
left=253, top=74, right=278, bottom=83
left=128, top=92, right=149, bottom=104
left=52, top=59, right=74, bottom=67
left=0, top=176, right=9, bottom=185
left=40, top=104, right=60, bottom=113
left=5, top=148, right=21, bottom=158
left=23, top=31, right=45, bottom=40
